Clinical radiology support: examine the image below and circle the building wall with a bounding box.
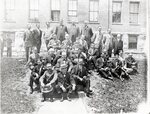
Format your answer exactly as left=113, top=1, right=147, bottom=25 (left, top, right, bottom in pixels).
left=0, top=0, right=147, bottom=54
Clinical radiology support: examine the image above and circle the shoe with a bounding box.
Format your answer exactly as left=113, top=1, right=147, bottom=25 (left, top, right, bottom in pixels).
left=86, top=93, right=92, bottom=98
left=41, top=98, right=46, bottom=102
left=50, top=98, right=54, bottom=102
left=60, top=97, right=64, bottom=102
left=67, top=97, right=71, bottom=101
left=30, top=91, right=33, bottom=94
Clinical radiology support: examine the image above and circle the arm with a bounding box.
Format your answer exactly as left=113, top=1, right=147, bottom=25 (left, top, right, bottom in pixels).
left=40, top=71, right=46, bottom=86
left=23, top=32, right=26, bottom=42
left=65, top=26, right=69, bottom=34
left=47, top=72, right=58, bottom=86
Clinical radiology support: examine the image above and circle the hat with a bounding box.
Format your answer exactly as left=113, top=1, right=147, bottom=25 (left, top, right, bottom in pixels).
left=46, top=63, right=52, bottom=68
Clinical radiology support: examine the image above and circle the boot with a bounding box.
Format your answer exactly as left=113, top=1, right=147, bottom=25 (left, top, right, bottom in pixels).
left=41, top=93, right=46, bottom=102
left=60, top=93, right=65, bottom=102
left=66, top=93, right=71, bottom=101
left=30, top=87, right=33, bottom=94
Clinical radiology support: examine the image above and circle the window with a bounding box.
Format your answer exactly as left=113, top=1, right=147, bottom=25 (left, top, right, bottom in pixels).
left=29, top=0, right=39, bottom=22
left=5, top=0, right=15, bottom=21
left=128, top=35, right=138, bottom=49
left=68, top=0, right=77, bottom=21
left=51, top=0, right=60, bottom=21
left=89, top=0, right=99, bottom=22
left=112, top=1, right=122, bottom=23
left=129, top=2, right=139, bottom=24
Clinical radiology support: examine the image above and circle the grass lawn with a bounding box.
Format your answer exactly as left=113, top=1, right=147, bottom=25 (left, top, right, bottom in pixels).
left=1, top=58, right=38, bottom=114
left=85, top=58, right=147, bottom=113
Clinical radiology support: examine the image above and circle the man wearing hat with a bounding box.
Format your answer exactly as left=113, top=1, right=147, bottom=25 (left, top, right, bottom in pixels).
left=24, top=24, right=34, bottom=61
left=40, top=63, right=58, bottom=102
left=92, top=26, right=103, bottom=56
left=102, top=29, right=113, bottom=57
left=55, top=19, right=68, bottom=43
left=69, top=21, right=80, bottom=44
left=124, top=53, right=138, bottom=74
left=70, top=57, right=93, bottom=97
left=45, top=48, right=56, bottom=66
left=43, top=21, right=54, bottom=50
left=81, top=21, right=93, bottom=48
left=32, top=23, right=42, bottom=53
left=61, top=34, right=72, bottom=49
left=113, top=33, right=123, bottom=56
left=55, top=51, right=75, bottom=101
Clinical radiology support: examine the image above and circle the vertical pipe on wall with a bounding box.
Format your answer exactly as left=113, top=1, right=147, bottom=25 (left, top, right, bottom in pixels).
left=108, top=0, right=110, bottom=29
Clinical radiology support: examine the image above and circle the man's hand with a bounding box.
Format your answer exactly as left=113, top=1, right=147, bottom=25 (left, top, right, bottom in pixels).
left=61, top=86, right=66, bottom=92
left=72, top=84, right=76, bottom=91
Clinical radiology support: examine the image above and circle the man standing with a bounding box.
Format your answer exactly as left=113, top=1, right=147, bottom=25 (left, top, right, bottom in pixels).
left=92, top=26, right=103, bottom=56
left=0, top=32, right=4, bottom=57
left=81, top=21, right=93, bottom=48
left=102, top=29, right=113, bottom=57
left=113, top=34, right=123, bottom=56
left=55, top=19, right=68, bottom=43
left=6, top=36, right=12, bottom=57
left=24, top=24, right=34, bottom=61
left=33, top=23, right=42, bottom=53
left=69, top=22, right=80, bottom=44
left=43, top=22, right=54, bottom=50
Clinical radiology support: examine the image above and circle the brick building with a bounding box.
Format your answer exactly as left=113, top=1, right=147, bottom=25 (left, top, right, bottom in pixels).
left=0, top=0, right=147, bottom=55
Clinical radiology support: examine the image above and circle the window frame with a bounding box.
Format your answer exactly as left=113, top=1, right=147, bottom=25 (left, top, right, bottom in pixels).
left=129, top=1, right=140, bottom=24
left=50, top=0, right=61, bottom=22
left=89, top=0, right=99, bottom=23
left=128, top=34, right=138, bottom=49
left=112, top=1, right=122, bottom=24
left=4, top=0, right=15, bottom=22
left=68, top=0, right=78, bottom=22
left=28, top=0, right=39, bottom=22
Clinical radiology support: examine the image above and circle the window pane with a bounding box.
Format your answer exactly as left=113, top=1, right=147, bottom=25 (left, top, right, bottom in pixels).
left=90, top=12, right=94, bottom=21
left=90, top=1, right=94, bottom=11
left=30, top=0, right=39, bottom=10
left=69, top=0, right=77, bottom=10
left=113, top=2, right=122, bottom=12
left=93, top=12, right=98, bottom=21
left=130, top=13, right=138, bottom=23
left=129, top=35, right=137, bottom=49
left=90, top=1, right=98, bottom=11
left=51, top=11, right=60, bottom=21
left=51, top=0, right=60, bottom=10
left=34, top=11, right=38, bottom=18
left=112, top=12, right=121, bottom=23
left=30, top=10, right=35, bottom=19
left=130, top=2, right=139, bottom=13
left=68, top=11, right=76, bottom=16
left=6, top=0, right=15, bottom=10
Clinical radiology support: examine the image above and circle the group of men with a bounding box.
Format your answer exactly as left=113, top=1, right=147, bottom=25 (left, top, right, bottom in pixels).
left=24, top=20, right=138, bottom=102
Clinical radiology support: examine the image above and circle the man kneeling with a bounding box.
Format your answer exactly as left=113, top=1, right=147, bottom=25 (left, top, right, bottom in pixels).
left=40, top=63, right=58, bottom=102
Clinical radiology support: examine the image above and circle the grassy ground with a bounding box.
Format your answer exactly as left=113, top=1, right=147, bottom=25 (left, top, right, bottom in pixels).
left=1, top=57, right=147, bottom=114
left=85, top=58, right=147, bottom=113
left=1, top=58, right=38, bottom=114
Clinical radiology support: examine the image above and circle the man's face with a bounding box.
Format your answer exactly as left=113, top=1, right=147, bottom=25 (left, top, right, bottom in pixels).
left=65, top=34, right=69, bottom=40
left=98, top=27, right=102, bottom=32
left=27, top=25, right=31, bottom=30
left=60, top=20, right=63, bottom=25
left=107, top=29, right=111, bottom=34
left=36, top=24, right=40, bottom=29
left=33, top=48, right=38, bottom=54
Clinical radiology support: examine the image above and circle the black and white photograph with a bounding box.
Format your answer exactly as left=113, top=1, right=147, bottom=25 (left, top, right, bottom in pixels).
left=0, top=0, right=150, bottom=114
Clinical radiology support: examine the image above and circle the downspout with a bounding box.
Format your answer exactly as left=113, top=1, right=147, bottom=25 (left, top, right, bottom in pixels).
left=108, top=0, right=110, bottom=29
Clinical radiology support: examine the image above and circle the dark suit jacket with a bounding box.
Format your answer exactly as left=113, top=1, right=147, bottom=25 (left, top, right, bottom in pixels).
left=55, top=25, right=68, bottom=42
left=81, top=26, right=93, bottom=45
left=32, top=29, right=42, bottom=46
left=69, top=25, right=80, bottom=43
left=113, top=38, right=123, bottom=55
